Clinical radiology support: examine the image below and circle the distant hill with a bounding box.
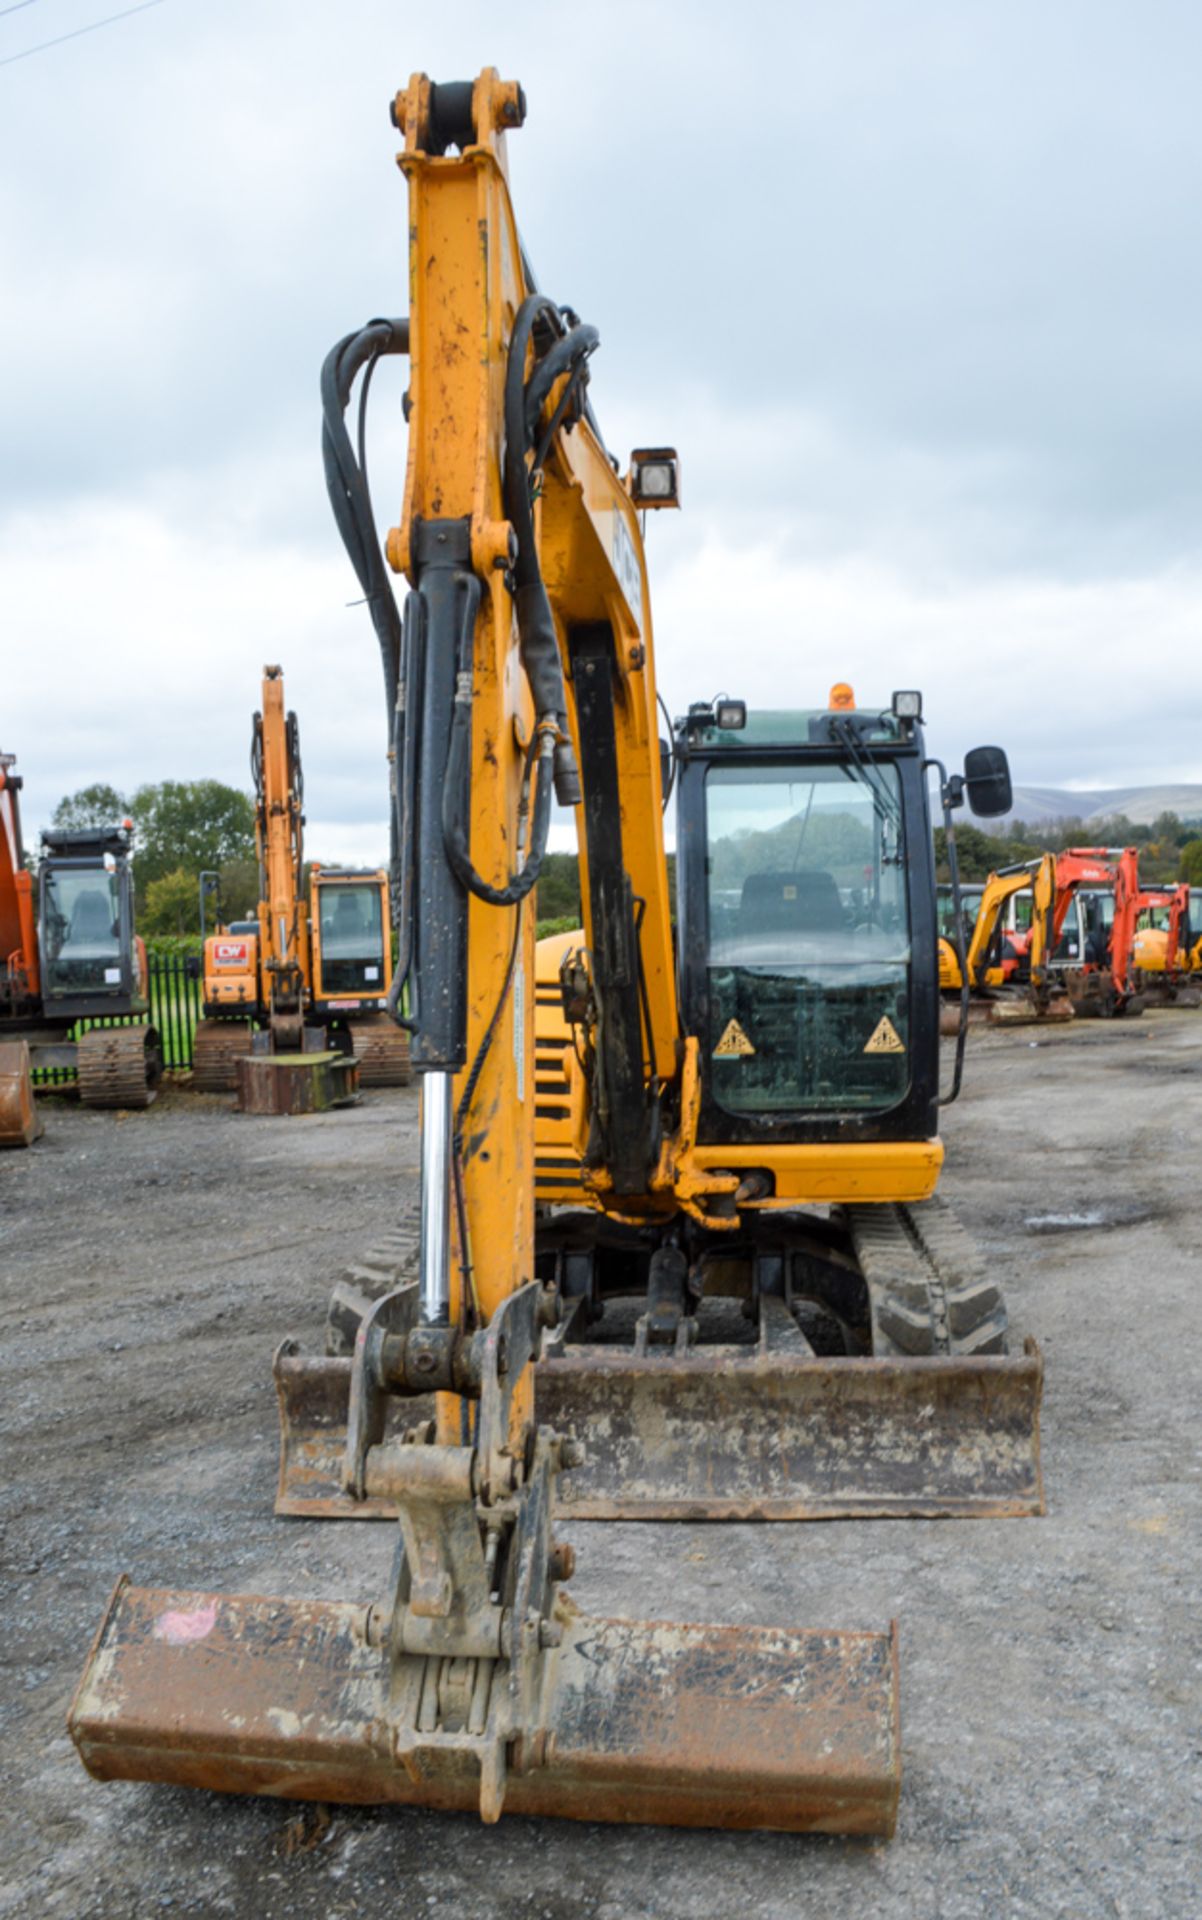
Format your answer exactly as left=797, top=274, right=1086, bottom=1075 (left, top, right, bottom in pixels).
left=992, top=784, right=1202, bottom=830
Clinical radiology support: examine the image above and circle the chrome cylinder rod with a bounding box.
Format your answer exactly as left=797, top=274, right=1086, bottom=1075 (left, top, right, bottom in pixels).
left=419, top=1071, right=454, bottom=1324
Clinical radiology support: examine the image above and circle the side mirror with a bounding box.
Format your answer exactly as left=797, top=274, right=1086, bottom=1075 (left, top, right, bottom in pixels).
left=964, top=745, right=1012, bottom=819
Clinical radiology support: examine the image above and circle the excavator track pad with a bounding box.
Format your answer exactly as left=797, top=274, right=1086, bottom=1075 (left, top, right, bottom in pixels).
left=344, top=1017, right=412, bottom=1086
left=76, top=1024, right=161, bottom=1108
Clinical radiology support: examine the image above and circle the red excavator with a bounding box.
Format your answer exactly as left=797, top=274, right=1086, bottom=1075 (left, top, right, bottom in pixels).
left=1127, top=882, right=1196, bottom=1007
left=1051, top=847, right=1146, bottom=1018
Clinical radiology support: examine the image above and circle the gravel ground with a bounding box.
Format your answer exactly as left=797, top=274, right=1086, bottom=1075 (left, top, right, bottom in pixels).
left=1, top=1018, right=1200, bottom=1919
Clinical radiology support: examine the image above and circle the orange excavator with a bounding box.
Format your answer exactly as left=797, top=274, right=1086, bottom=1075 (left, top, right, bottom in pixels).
left=0, top=749, right=160, bottom=1130
left=191, top=667, right=411, bottom=1090
left=1052, top=848, right=1149, bottom=1018
left=1127, top=882, right=1197, bottom=1007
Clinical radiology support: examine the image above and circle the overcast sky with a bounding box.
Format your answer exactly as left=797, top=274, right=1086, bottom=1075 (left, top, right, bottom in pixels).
left=4, top=0, right=1201, bottom=862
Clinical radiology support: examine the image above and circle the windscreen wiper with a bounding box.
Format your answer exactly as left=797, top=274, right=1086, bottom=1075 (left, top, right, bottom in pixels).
left=831, top=717, right=903, bottom=837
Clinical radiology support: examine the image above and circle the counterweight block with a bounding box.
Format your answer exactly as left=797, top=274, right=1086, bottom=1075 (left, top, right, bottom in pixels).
left=70, top=1579, right=901, bottom=1836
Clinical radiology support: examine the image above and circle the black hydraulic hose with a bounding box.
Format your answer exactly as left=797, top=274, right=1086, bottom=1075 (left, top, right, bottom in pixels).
left=328, top=293, right=593, bottom=1015
left=502, top=293, right=588, bottom=807
left=442, top=697, right=555, bottom=907
left=320, top=318, right=409, bottom=712
left=320, top=317, right=413, bottom=1021
left=455, top=902, right=522, bottom=1150
left=385, top=592, right=424, bottom=1029
left=522, top=321, right=598, bottom=443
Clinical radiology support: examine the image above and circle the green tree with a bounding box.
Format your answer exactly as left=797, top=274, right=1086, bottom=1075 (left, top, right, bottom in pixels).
left=1150, top=810, right=1185, bottom=848
left=142, top=867, right=202, bottom=936
left=1179, top=840, right=1202, bottom=887
left=129, top=780, right=256, bottom=889
left=216, top=856, right=261, bottom=922
left=535, top=851, right=581, bottom=924
left=51, top=782, right=131, bottom=832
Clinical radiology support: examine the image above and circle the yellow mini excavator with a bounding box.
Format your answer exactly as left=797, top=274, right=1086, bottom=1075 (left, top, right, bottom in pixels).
left=70, top=71, right=1043, bottom=1838
left=191, top=666, right=411, bottom=1090
left=938, top=855, right=1071, bottom=1028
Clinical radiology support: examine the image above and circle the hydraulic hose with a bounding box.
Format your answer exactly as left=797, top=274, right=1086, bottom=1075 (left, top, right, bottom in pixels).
left=442, top=701, right=555, bottom=907
left=325, top=291, right=596, bottom=1041
left=320, top=318, right=409, bottom=713
left=502, top=293, right=594, bottom=808
left=320, top=317, right=413, bottom=1022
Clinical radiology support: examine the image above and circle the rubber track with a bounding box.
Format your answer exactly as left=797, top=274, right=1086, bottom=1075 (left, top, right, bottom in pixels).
left=192, top=1021, right=253, bottom=1092
left=324, top=1202, right=421, bottom=1355
left=345, top=1018, right=412, bottom=1087
left=845, top=1197, right=1008, bottom=1358
left=76, top=1026, right=159, bottom=1110
left=340, top=1208, right=422, bottom=1292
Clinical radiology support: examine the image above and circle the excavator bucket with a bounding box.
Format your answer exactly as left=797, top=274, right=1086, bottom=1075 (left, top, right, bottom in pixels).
left=72, top=1288, right=901, bottom=1837
left=989, top=1002, right=1073, bottom=1025
left=70, top=1582, right=900, bottom=1835
left=0, top=1040, right=42, bottom=1148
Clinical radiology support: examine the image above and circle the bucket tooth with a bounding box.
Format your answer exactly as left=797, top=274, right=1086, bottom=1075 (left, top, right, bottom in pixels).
left=70, top=1580, right=900, bottom=1836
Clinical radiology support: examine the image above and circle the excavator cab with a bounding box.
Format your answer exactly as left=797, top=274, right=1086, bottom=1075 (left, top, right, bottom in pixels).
left=309, top=868, right=390, bottom=1011
left=37, top=828, right=144, bottom=1020
left=676, top=704, right=936, bottom=1139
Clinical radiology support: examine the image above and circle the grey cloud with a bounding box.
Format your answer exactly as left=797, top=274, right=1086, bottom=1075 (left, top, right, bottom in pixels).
left=2, top=0, right=1200, bottom=824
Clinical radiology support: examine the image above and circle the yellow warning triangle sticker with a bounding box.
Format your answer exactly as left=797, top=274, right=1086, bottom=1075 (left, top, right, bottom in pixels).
left=713, top=1018, right=756, bottom=1058
left=864, top=1015, right=905, bottom=1055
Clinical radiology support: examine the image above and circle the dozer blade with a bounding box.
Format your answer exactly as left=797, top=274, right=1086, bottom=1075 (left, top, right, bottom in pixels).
left=538, top=1340, right=1044, bottom=1520
left=70, top=1578, right=900, bottom=1836
left=274, top=1338, right=1044, bottom=1522
left=273, top=1342, right=434, bottom=1518
left=988, top=998, right=1073, bottom=1026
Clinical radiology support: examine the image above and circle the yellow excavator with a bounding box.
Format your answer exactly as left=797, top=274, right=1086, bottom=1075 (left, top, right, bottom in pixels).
left=938, top=854, right=1071, bottom=1026
left=70, top=72, right=1043, bottom=1837
left=191, top=666, right=411, bottom=1089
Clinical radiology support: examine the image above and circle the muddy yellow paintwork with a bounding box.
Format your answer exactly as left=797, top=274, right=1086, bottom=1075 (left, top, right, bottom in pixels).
left=392, top=72, right=952, bottom=1375
left=389, top=74, right=540, bottom=1440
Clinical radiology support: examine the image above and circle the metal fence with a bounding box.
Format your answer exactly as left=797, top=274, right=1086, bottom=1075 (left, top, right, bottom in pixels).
left=146, top=952, right=201, bottom=1070
left=31, top=953, right=202, bottom=1086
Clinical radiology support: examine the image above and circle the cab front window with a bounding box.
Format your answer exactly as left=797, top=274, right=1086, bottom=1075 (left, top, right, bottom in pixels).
left=705, top=761, right=910, bottom=1114
left=317, top=883, right=385, bottom=995
left=42, top=867, right=122, bottom=994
